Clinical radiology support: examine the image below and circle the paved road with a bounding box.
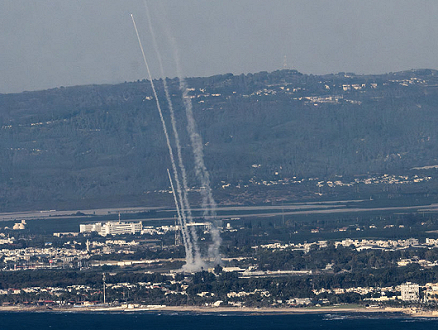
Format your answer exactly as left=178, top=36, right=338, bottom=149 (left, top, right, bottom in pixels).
left=0, top=200, right=436, bottom=222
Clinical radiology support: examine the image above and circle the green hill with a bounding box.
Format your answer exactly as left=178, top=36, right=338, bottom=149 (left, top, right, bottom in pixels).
left=1, top=69, right=438, bottom=210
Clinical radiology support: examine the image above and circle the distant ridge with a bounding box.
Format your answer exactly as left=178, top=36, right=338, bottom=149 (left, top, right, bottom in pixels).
left=1, top=69, right=438, bottom=211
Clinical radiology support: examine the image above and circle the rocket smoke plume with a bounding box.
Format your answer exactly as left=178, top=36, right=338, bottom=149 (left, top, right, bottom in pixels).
left=142, top=2, right=205, bottom=271
left=166, top=168, right=189, bottom=256
left=130, top=14, right=200, bottom=268
left=150, top=3, right=222, bottom=263
left=180, top=76, right=222, bottom=263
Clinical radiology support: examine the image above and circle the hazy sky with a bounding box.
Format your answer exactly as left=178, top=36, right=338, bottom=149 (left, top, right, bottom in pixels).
left=1, top=0, right=437, bottom=94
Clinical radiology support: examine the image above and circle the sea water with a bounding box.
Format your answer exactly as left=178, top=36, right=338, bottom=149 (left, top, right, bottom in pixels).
left=0, top=311, right=436, bottom=330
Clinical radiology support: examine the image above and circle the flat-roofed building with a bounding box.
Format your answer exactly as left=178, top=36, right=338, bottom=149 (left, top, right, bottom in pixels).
left=80, top=221, right=142, bottom=236
left=400, top=282, right=420, bottom=302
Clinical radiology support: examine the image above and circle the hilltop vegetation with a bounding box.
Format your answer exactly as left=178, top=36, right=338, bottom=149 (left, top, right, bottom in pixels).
left=1, top=69, right=438, bottom=210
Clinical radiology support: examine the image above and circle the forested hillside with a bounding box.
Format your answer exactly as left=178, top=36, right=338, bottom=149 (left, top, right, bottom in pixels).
left=1, top=69, right=438, bottom=210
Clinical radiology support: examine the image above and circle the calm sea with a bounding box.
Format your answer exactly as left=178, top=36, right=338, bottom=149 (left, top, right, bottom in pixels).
left=0, top=311, right=436, bottom=330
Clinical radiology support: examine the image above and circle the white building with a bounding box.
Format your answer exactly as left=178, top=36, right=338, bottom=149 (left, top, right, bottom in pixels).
left=186, top=222, right=212, bottom=231
left=80, top=223, right=102, bottom=234
left=80, top=221, right=142, bottom=236
left=400, top=282, right=420, bottom=302
left=13, top=220, right=26, bottom=230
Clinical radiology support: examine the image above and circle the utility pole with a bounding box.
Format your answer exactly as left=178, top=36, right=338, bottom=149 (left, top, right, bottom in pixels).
left=102, top=273, right=106, bottom=305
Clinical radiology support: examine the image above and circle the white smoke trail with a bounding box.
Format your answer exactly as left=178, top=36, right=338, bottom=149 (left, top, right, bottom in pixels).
left=142, top=2, right=204, bottom=271
left=153, top=4, right=222, bottom=264
left=166, top=168, right=189, bottom=259
left=180, top=78, right=222, bottom=264
left=130, top=14, right=196, bottom=266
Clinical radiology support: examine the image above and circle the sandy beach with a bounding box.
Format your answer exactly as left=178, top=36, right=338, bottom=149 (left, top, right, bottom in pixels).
left=0, top=304, right=432, bottom=317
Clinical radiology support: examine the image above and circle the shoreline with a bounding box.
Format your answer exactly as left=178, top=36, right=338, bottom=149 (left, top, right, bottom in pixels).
left=0, top=304, right=435, bottom=317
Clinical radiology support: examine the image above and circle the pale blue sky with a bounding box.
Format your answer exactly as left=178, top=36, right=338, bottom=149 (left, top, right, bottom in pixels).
left=1, top=0, right=437, bottom=93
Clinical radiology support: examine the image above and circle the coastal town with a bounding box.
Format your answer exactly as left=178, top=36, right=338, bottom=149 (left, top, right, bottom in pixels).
left=0, top=209, right=436, bottom=315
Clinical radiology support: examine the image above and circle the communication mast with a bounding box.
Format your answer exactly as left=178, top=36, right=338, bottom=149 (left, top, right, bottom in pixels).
left=102, top=273, right=106, bottom=304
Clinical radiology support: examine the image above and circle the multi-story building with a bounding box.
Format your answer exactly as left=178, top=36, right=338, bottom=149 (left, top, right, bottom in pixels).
left=80, top=221, right=142, bottom=236
left=400, top=282, right=420, bottom=302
